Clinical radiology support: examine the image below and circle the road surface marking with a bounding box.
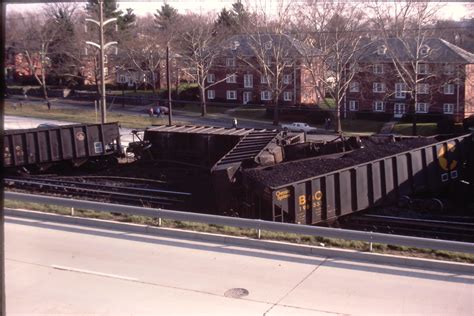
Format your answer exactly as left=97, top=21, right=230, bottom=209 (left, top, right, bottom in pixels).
left=51, top=265, right=139, bottom=281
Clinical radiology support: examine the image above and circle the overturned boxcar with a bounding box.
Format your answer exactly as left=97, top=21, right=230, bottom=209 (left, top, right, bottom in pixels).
left=4, top=122, right=122, bottom=170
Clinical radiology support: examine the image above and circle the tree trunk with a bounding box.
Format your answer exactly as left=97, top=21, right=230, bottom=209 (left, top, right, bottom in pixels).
left=41, top=70, right=49, bottom=101
left=335, top=100, right=342, bottom=134
left=412, top=88, right=418, bottom=136
left=200, top=86, right=207, bottom=116
left=272, top=95, right=279, bottom=126
left=151, top=71, right=157, bottom=96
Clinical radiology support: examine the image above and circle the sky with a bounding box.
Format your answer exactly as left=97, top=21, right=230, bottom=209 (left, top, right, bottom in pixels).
left=6, top=1, right=474, bottom=21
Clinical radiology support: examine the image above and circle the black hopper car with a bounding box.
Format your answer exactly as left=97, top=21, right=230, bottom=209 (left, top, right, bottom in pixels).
left=127, top=124, right=474, bottom=224
left=4, top=122, right=123, bottom=172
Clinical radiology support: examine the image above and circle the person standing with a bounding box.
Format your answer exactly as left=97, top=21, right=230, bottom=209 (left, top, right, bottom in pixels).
left=232, top=118, right=238, bottom=128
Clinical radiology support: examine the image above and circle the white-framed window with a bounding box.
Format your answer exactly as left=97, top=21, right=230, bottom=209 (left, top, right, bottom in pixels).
left=283, top=91, right=292, bottom=101
left=207, top=89, right=215, bottom=100
left=349, top=100, right=358, bottom=111
left=394, top=103, right=405, bottom=116
left=373, top=101, right=385, bottom=112
left=207, top=73, right=215, bottom=83
left=244, top=74, right=253, bottom=88
left=373, top=82, right=386, bottom=93
left=395, top=83, right=406, bottom=98
left=261, top=90, right=272, bottom=100
left=444, top=84, right=455, bottom=95
left=417, top=83, right=429, bottom=94
left=350, top=81, right=359, bottom=92
left=417, top=63, right=429, bottom=74
left=444, top=64, right=455, bottom=75
left=226, top=90, right=237, bottom=100
left=226, top=74, right=237, bottom=83
left=420, top=45, right=430, bottom=55
left=373, top=64, right=384, bottom=74
left=226, top=57, right=236, bottom=67
left=443, top=103, right=454, bottom=114
left=377, top=45, right=387, bottom=55
left=103, top=67, right=108, bottom=77
left=416, top=102, right=428, bottom=113
left=118, top=74, right=126, bottom=83
left=283, top=74, right=291, bottom=85
left=261, top=75, right=269, bottom=84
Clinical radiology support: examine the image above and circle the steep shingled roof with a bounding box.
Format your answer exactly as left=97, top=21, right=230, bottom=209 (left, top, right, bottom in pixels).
left=359, top=37, right=474, bottom=64
left=224, top=33, right=321, bottom=57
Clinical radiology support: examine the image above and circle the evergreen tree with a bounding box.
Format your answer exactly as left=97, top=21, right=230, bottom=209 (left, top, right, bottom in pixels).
left=154, top=3, right=179, bottom=31
left=215, top=8, right=234, bottom=29
left=86, top=0, right=135, bottom=30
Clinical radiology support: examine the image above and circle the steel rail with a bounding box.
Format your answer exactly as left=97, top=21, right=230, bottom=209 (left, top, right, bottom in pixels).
left=5, top=191, right=474, bottom=254
left=6, top=180, right=187, bottom=204
left=5, top=177, right=191, bottom=196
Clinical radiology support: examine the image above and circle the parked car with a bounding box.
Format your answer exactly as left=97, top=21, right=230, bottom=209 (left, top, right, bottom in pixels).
left=281, top=122, right=318, bottom=133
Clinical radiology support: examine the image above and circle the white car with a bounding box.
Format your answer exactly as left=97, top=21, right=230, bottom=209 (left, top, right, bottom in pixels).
left=281, top=122, right=317, bottom=133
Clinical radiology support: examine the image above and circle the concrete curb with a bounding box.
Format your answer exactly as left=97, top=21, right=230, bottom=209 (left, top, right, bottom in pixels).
left=6, top=208, right=473, bottom=274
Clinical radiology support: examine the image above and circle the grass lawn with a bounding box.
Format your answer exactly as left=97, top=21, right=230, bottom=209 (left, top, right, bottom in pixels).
left=4, top=102, right=190, bottom=128
left=232, top=106, right=268, bottom=120
left=392, top=122, right=438, bottom=136
left=340, top=119, right=385, bottom=135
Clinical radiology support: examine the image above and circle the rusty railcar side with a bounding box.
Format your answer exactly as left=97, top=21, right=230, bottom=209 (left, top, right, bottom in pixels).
left=4, top=122, right=121, bottom=169
left=241, top=134, right=472, bottom=224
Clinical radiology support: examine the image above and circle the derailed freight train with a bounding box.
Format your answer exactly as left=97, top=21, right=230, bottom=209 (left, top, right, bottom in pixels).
left=4, top=122, right=123, bottom=172
left=129, top=125, right=474, bottom=224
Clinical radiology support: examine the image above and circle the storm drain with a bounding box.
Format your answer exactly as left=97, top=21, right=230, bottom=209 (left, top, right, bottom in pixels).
left=224, top=288, right=249, bottom=298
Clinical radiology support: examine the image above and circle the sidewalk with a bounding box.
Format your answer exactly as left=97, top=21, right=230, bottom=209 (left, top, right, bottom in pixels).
left=379, top=121, right=397, bottom=134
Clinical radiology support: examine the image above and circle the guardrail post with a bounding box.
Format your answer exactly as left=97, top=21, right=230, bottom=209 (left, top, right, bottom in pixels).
left=369, top=232, right=373, bottom=252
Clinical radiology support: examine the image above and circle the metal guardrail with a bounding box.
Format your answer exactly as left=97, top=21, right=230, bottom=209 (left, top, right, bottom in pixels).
left=5, top=191, right=474, bottom=254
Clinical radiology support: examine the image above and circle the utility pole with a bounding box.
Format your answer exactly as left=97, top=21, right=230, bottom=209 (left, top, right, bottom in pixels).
left=166, top=44, right=173, bottom=125
left=85, top=0, right=117, bottom=124
left=1, top=3, right=6, bottom=316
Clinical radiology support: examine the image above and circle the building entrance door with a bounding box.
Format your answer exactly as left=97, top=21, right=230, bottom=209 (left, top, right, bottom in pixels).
left=394, top=103, right=405, bottom=118
left=243, top=92, right=252, bottom=105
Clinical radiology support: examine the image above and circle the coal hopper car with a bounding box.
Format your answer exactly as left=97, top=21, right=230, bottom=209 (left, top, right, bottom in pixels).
left=4, top=122, right=122, bottom=171
left=240, top=133, right=474, bottom=224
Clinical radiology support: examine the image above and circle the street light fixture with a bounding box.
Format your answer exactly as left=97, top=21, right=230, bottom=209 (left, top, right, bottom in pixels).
left=85, top=0, right=117, bottom=124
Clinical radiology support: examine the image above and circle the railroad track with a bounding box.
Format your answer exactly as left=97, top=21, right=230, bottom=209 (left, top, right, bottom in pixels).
left=339, top=214, right=474, bottom=242
left=5, top=176, right=192, bottom=211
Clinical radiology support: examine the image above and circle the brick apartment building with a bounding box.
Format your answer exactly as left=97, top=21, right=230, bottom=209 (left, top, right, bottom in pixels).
left=205, top=34, right=323, bottom=106
left=5, top=45, right=43, bottom=84
left=345, top=38, right=474, bottom=122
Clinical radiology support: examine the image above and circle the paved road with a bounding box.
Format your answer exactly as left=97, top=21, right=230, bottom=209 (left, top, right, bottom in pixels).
left=5, top=96, right=342, bottom=139
left=6, top=217, right=473, bottom=315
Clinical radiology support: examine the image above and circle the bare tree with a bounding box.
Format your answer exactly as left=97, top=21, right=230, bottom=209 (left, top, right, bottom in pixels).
left=177, top=13, right=231, bottom=116
left=44, top=2, right=84, bottom=87
left=238, top=0, right=300, bottom=125
left=369, top=0, right=442, bottom=135
left=298, top=1, right=368, bottom=133
left=118, top=15, right=162, bottom=95
left=9, top=10, right=64, bottom=101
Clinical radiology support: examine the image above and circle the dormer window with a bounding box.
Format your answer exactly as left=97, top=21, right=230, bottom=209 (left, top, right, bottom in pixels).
left=232, top=41, right=240, bottom=50
left=420, top=45, right=430, bottom=55
left=377, top=45, right=387, bottom=55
